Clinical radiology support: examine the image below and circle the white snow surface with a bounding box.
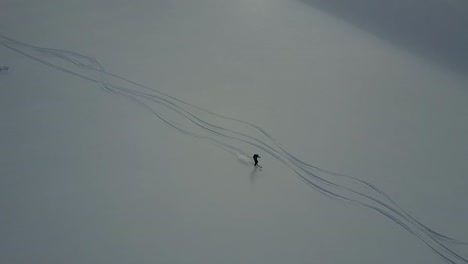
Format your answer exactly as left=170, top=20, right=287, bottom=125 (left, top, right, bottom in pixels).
left=1, top=1, right=468, bottom=264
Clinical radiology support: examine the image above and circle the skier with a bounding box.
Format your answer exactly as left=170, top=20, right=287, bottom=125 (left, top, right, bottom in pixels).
left=253, top=154, right=261, bottom=167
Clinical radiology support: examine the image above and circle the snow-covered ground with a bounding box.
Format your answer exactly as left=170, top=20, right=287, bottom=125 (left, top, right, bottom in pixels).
left=1, top=1, right=467, bottom=264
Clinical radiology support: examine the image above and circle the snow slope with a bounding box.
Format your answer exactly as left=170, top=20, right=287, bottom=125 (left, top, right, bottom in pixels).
left=1, top=1, right=467, bottom=264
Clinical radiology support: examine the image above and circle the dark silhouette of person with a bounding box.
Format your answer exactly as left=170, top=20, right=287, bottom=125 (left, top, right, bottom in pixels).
left=253, top=154, right=261, bottom=167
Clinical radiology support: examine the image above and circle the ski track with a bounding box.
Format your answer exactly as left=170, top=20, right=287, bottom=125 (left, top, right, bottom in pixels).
left=2, top=35, right=467, bottom=264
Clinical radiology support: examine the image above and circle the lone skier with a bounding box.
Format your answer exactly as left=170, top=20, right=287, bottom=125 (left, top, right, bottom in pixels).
left=253, top=154, right=261, bottom=167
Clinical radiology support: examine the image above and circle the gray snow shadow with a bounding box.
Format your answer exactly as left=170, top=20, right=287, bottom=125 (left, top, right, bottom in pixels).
left=0, top=66, right=8, bottom=75
left=249, top=167, right=260, bottom=184
left=299, top=0, right=468, bottom=76
left=2, top=35, right=468, bottom=264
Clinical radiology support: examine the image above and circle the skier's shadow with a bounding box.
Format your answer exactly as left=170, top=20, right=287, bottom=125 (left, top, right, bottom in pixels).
left=249, top=167, right=261, bottom=184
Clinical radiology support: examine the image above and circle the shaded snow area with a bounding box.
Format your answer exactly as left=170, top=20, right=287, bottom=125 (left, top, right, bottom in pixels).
left=1, top=1, right=467, bottom=264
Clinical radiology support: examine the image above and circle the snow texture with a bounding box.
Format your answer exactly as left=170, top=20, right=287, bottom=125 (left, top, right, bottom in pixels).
left=2, top=35, right=467, bottom=264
